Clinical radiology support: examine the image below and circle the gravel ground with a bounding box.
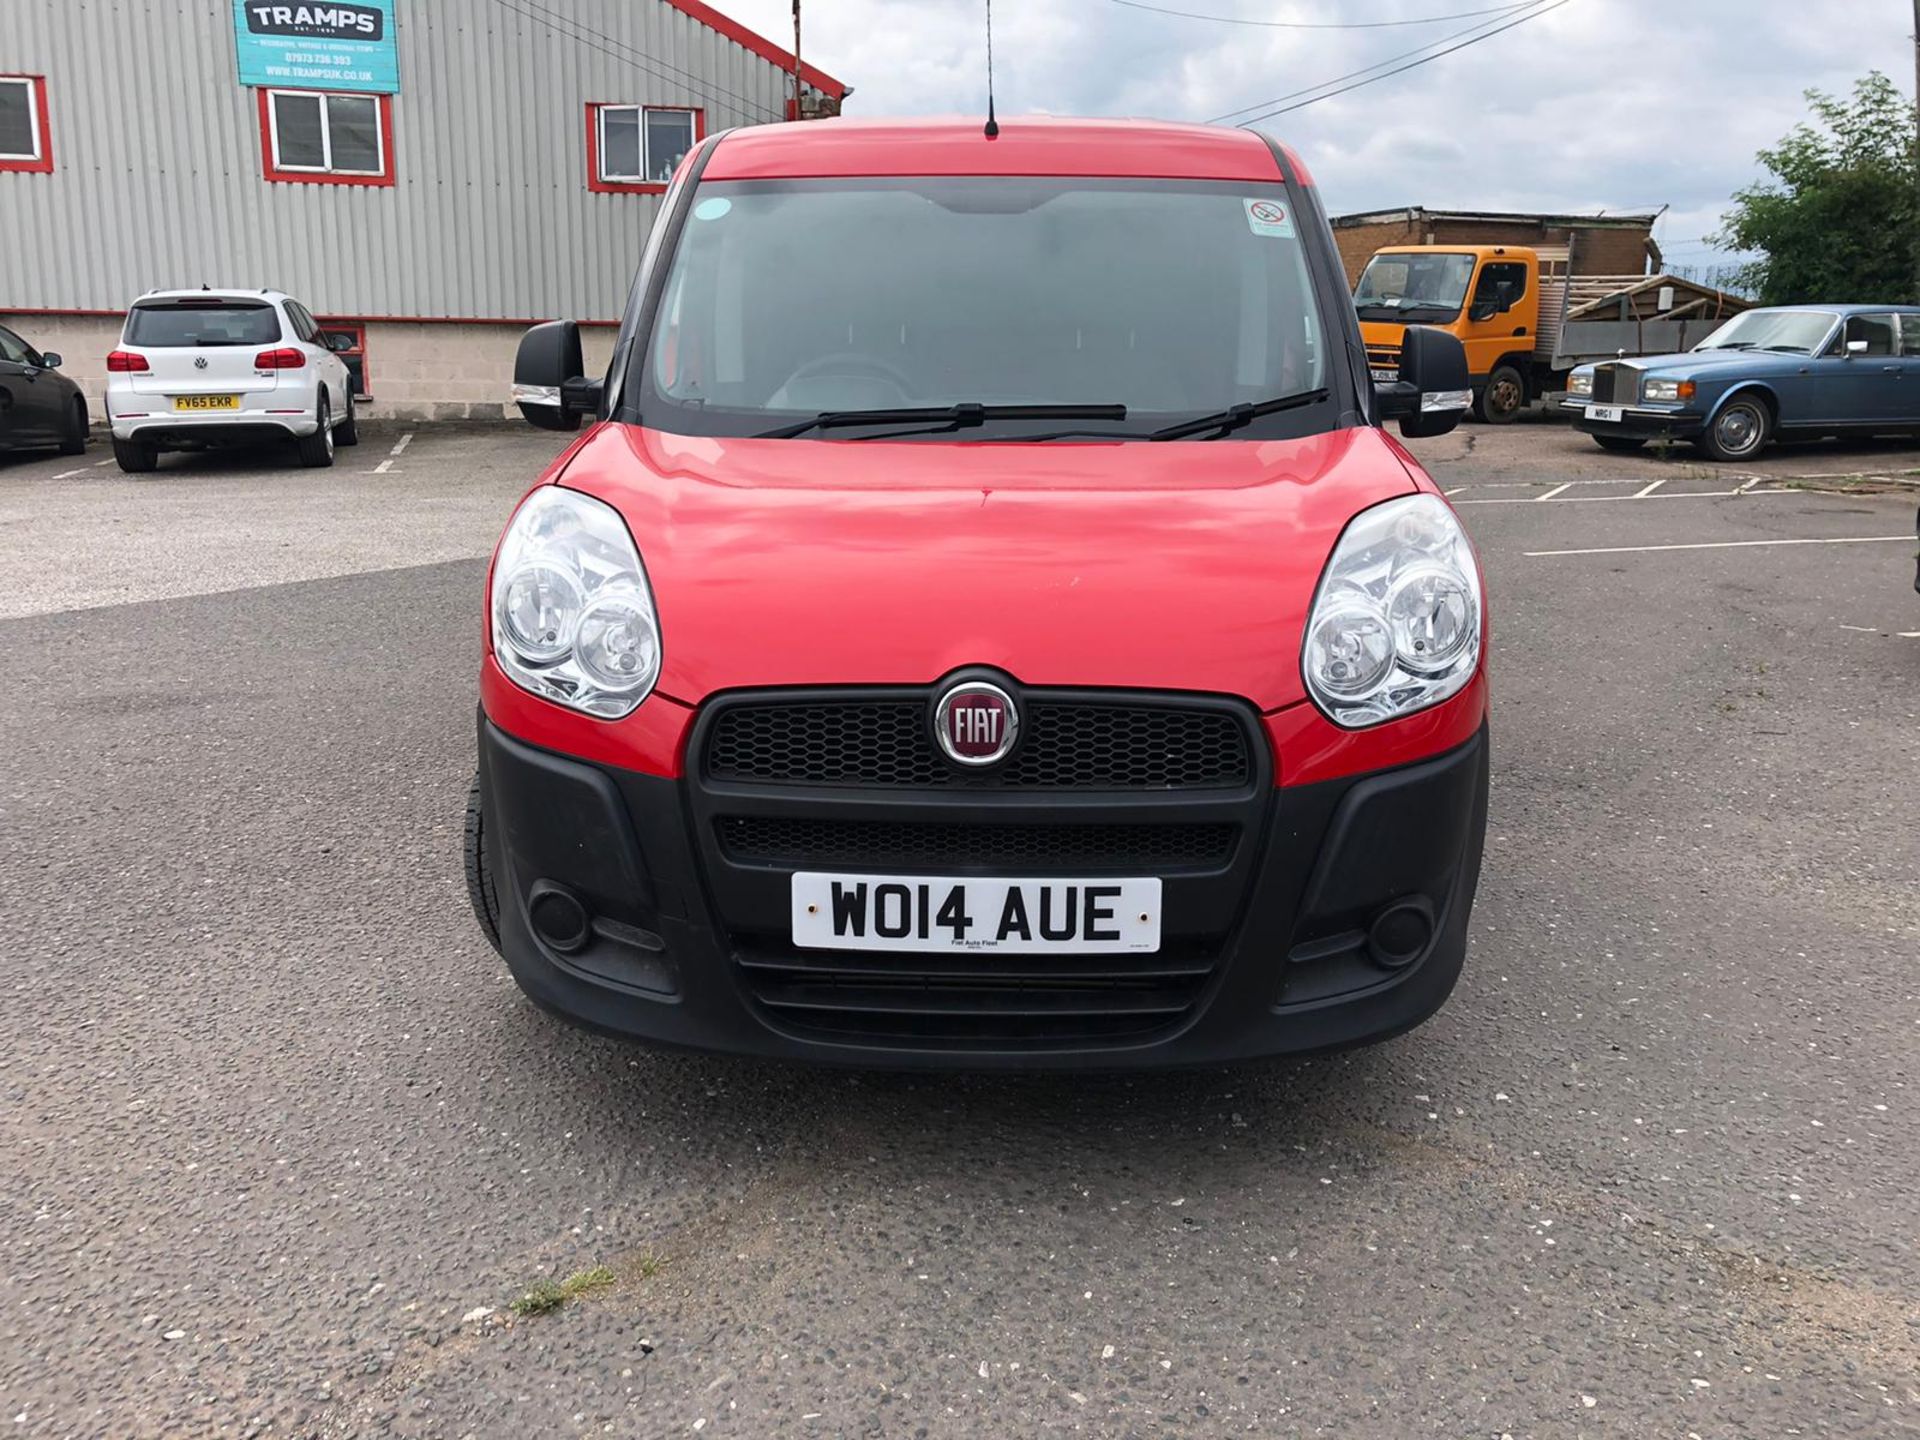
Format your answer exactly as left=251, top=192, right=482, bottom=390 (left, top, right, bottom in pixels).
left=1, top=417, right=1915, bottom=1438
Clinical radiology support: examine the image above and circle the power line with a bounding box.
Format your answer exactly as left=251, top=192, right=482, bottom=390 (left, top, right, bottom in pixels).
left=487, top=0, right=787, bottom=125
left=1105, top=0, right=1536, bottom=29
left=1206, top=0, right=1547, bottom=122
left=1210, top=0, right=1572, bottom=126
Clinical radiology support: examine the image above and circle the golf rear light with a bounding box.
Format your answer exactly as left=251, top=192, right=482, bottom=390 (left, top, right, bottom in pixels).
left=1302, top=493, right=1483, bottom=729
left=490, top=486, right=660, bottom=719
left=254, top=347, right=306, bottom=369
left=106, top=350, right=149, bottom=372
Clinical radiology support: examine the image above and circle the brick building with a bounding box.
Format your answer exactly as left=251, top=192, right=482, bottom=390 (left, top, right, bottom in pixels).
left=1330, top=207, right=1662, bottom=288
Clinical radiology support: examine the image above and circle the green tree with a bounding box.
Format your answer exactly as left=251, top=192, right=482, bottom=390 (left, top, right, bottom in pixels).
left=1714, top=72, right=1918, bottom=304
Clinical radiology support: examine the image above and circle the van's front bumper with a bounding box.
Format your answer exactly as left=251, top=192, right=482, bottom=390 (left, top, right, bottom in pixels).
left=476, top=701, right=1490, bottom=1070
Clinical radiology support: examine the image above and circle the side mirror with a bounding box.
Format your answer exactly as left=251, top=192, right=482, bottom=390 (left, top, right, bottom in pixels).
left=512, top=320, right=602, bottom=431
left=1467, top=298, right=1498, bottom=323
left=1844, top=338, right=1868, bottom=358
left=1376, top=325, right=1471, bottom=439
left=38, top=351, right=62, bottom=369
left=323, top=332, right=356, bottom=353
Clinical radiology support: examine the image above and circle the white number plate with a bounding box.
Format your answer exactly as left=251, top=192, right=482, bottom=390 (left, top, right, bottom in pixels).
left=1370, top=367, right=1398, bottom=384
left=1585, top=404, right=1624, bottom=423
left=791, top=873, right=1162, bottom=954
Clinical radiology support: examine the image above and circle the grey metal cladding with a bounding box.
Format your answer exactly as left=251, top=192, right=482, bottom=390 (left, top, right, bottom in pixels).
left=0, top=0, right=821, bottom=319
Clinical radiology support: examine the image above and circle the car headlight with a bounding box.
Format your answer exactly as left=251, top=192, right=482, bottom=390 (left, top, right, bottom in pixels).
left=1567, top=371, right=1593, bottom=398
left=1302, top=493, right=1483, bottom=728
left=1642, top=378, right=1695, bottom=403
left=490, top=486, right=661, bottom=718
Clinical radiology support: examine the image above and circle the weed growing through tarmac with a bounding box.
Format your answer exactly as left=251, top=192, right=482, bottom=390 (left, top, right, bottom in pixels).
left=510, top=1264, right=617, bottom=1317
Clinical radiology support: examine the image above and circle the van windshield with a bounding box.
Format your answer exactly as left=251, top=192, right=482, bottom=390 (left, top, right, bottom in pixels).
left=1353, top=252, right=1475, bottom=322
left=638, top=177, right=1333, bottom=439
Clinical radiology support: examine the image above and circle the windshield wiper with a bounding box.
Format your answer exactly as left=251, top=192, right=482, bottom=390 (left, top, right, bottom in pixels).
left=756, top=402, right=1126, bottom=440
left=1146, top=387, right=1331, bottom=441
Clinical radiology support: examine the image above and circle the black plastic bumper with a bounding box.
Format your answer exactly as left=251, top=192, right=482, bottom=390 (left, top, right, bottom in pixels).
left=476, top=715, right=1489, bottom=1069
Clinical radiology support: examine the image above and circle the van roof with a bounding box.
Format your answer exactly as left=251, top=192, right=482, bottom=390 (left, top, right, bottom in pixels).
left=703, top=116, right=1307, bottom=185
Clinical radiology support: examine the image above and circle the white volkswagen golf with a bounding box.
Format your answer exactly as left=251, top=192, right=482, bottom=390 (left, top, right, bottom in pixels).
left=104, top=288, right=357, bottom=472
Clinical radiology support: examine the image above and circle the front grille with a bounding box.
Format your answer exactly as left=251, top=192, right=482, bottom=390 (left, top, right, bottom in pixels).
left=705, top=698, right=1252, bottom=790
left=1593, top=363, right=1638, bottom=405
left=734, top=937, right=1220, bottom=1046
left=720, top=816, right=1238, bottom=871
left=691, top=685, right=1270, bottom=1051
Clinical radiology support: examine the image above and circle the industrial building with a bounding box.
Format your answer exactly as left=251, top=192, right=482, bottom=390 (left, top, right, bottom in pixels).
left=1, top=1, right=848, bottom=419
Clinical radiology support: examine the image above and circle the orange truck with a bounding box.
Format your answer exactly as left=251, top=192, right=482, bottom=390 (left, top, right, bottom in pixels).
left=1352, top=244, right=1726, bottom=424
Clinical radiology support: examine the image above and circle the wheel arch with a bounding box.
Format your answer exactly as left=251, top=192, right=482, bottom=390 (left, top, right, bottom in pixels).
left=1705, top=382, right=1779, bottom=426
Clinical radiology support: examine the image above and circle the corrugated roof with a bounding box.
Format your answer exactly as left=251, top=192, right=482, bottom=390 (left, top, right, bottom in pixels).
left=1333, top=206, right=1662, bottom=231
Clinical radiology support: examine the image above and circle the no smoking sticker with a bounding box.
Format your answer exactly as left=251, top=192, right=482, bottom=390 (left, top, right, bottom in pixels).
left=1244, top=198, right=1295, bottom=238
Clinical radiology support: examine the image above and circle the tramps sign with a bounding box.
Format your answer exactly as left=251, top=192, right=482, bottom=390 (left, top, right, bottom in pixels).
left=232, top=2, right=399, bottom=93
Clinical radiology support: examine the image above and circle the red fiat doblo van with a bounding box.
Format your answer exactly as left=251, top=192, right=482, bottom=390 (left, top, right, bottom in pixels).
left=471, top=117, right=1486, bottom=1068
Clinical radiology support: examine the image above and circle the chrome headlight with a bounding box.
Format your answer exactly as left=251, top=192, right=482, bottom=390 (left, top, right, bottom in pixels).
left=1302, top=494, right=1483, bottom=728
left=1642, top=378, right=1694, bottom=403
left=1567, top=370, right=1593, bottom=398
left=490, top=486, right=661, bottom=718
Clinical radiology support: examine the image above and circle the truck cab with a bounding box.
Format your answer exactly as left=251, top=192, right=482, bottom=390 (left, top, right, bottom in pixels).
left=1354, top=245, right=1540, bottom=423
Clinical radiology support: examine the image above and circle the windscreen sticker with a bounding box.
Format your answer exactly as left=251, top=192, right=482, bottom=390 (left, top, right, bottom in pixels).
left=693, top=196, right=732, bottom=221
left=1244, top=198, right=1295, bottom=238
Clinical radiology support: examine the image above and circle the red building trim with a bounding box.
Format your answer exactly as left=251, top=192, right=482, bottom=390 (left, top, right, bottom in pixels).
left=659, top=0, right=847, bottom=98
left=257, top=88, right=396, bottom=187
left=586, top=102, right=705, bottom=195
left=0, top=74, right=54, bottom=174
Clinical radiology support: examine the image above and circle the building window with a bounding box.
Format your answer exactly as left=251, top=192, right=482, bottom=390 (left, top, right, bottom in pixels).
left=0, top=74, right=52, bottom=173
left=587, top=103, right=702, bottom=193
left=259, top=88, right=394, bottom=185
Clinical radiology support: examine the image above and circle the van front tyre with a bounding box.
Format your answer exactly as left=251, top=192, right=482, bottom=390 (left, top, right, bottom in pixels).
left=297, top=395, right=336, bottom=468
left=112, top=437, right=158, bottom=473
left=464, top=773, right=502, bottom=954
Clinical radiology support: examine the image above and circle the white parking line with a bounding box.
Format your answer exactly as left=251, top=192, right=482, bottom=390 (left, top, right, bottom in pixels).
left=390, top=432, right=413, bottom=457
left=93, top=458, right=113, bottom=467
left=1536, top=482, right=1573, bottom=502
left=52, top=467, right=91, bottom=479
left=1527, top=535, right=1913, bottom=558
left=1456, top=488, right=1777, bottom=505
left=1443, top=486, right=1466, bottom=496
left=1632, top=477, right=1666, bottom=499
left=372, top=459, right=395, bottom=474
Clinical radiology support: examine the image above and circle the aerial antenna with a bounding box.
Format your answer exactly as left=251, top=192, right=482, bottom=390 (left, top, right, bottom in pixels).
left=983, top=0, right=999, bottom=137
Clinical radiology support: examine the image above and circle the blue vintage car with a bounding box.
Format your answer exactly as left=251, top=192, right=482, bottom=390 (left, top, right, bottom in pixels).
left=1564, top=304, right=1920, bottom=461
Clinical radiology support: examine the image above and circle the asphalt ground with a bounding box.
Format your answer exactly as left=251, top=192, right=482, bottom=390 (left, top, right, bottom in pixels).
left=1, top=417, right=1915, bottom=1438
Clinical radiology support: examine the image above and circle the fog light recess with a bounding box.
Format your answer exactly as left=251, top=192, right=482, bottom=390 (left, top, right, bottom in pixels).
left=1366, top=899, right=1433, bottom=971
left=528, top=882, right=593, bottom=954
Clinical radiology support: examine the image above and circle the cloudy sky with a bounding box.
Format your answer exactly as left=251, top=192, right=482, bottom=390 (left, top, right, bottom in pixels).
left=720, top=0, right=1913, bottom=278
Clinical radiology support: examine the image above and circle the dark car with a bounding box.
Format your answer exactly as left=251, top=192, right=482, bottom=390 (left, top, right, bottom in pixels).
left=1565, top=305, right=1920, bottom=461
left=0, top=323, right=88, bottom=457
